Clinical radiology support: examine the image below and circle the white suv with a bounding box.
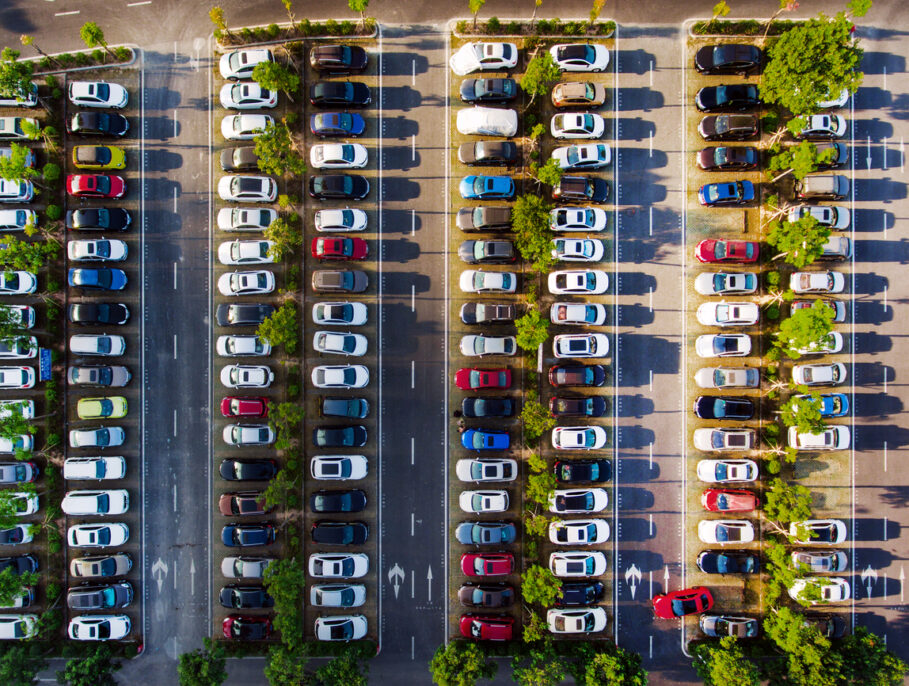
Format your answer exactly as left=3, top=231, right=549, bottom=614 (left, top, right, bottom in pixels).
left=69, top=335, right=126, bottom=357
left=63, top=457, right=127, bottom=481
left=61, top=490, right=129, bottom=516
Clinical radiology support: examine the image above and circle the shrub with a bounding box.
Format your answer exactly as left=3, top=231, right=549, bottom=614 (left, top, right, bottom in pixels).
left=600, top=21, right=616, bottom=35
left=58, top=54, right=73, bottom=66
left=46, top=582, right=61, bottom=603
left=92, top=49, right=104, bottom=63
left=766, top=305, right=780, bottom=320
left=241, top=27, right=254, bottom=41
left=325, top=19, right=339, bottom=35
left=45, top=204, right=62, bottom=221
left=115, top=46, right=131, bottom=60
left=48, top=527, right=62, bottom=553
left=456, top=20, right=468, bottom=34
left=564, top=21, right=584, bottom=35
left=340, top=21, right=355, bottom=35
left=39, top=57, right=50, bottom=69
left=766, top=270, right=781, bottom=287
left=288, top=383, right=300, bottom=399
left=535, top=19, right=551, bottom=34
left=297, top=19, right=312, bottom=35
left=254, top=26, right=269, bottom=41
left=267, top=23, right=280, bottom=38
left=507, top=21, right=521, bottom=35
left=486, top=17, right=501, bottom=34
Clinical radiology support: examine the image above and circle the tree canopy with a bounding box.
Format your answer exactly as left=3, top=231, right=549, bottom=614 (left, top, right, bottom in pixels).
left=776, top=298, right=835, bottom=359
left=512, top=195, right=556, bottom=273
left=254, top=119, right=306, bottom=177
left=0, top=49, right=33, bottom=105
left=766, top=214, right=828, bottom=269
left=520, top=564, right=562, bottom=606
left=429, top=641, right=497, bottom=686
left=779, top=393, right=827, bottom=433
left=515, top=306, right=549, bottom=352
left=178, top=637, right=227, bottom=686
left=0, top=644, right=45, bottom=686
left=256, top=302, right=299, bottom=354
left=57, top=644, right=121, bottom=686
left=583, top=648, right=648, bottom=686
left=693, top=636, right=760, bottom=686
left=520, top=51, right=561, bottom=107
left=252, top=62, right=300, bottom=102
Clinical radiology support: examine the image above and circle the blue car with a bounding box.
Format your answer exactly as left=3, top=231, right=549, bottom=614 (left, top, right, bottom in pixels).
left=68, top=267, right=127, bottom=291
left=698, top=180, right=754, bottom=206
left=796, top=393, right=849, bottom=418
left=461, top=429, right=510, bottom=451
left=310, top=112, right=366, bottom=138
left=459, top=175, right=515, bottom=200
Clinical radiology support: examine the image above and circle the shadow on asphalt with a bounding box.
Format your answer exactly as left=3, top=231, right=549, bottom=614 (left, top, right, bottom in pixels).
left=618, top=146, right=669, bottom=171
left=854, top=391, right=903, bottom=417
left=381, top=114, right=419, bottom=138
left=145, top=86, right=182, bottom=109
left=857, top=238, right=909, bottom=263
left=616, top=425, right=656, bottom=450
left=383, top=145, right=422, bottom=171
left=616, top=86, right=664, bottom=112
left=382, top=271, right=431, bottom=294
left=854, top=177, right=907, bottom=202
left=381, top=236, right=422, bottom=261
left=855, top=86, right=892, bottom=110
left=618, top=303, right=655, bottom=327
left=381, top=176, right=421, bottom=200
left=144, top=115, right=180, bottom=140
left=853, top=361, right=895, bottom=386
left=382, top=85, right=423, bottom=111
left=616, top=49, right=657, bottom=75
left=853, top=208, right=895, bottom=232
left=877, top=487, right=909, bottom=510
left=617, top=237, right=660, bottom=263
left=617, top=174, right=666, bottom=204
left=617, top=334, right=680, bottom=384
left=381, top=208, right=422, bottom=233
left=619, top=458, right=661, bottom=482
left=616, top=271, right=657, bottom=296
left=853, top=517, right=901, bottom=542
left=857, top=424, right=909, bottom=450
left=615, top=393, right=655, bottom=418
left=144, top=210, right=182, bottom=234
left=854, top=330, right=894, bottom=354
left=887, top=92, right=909, bottom=120
left=381, top=52, right=430, bottom=75
left=861, top=51, right=907, bottom=74
left=145, top=149, right=183, bottom=172
left=854, top=117, right=895, bottom=141
left=616, top=116, right=655, bottom=141
left=618, top=516, right=655, bottom=542
left=852, top=271, right=888, bottom=296
left=617, top=486, right=656, bottom=510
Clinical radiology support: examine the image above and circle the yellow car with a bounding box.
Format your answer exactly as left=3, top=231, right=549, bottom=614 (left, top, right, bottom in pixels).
left=76, top=396, right=128, bottom=420
left=72, top=145, right=126, bottom=170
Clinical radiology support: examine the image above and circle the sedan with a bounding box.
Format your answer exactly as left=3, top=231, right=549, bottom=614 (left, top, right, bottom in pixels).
left=459, top=78, right=517, bottom=104
left=693, top=428, right=755, bottom=451
left=308, top=553, right=369, bottom=579
left=221, top=114, right=273, bottom=141
left=792, top=392, right=849, bottom=418
left=220, top=146, right=260, bottom=172
left=72, top=145, right=126, bottom=170
left=461, top=552, right=514, bottom=577
left=311, top=522, right=368, bottom=546
left=792, top=363, right=847, bottom=386
left=311, top=237, right=368, bottom=261
left=459, top=270, right=516, bottom=294
left=456, top=107, right=518, bottom=137
left=548, top=519, right=610, bottom=545
left=551, top=238, right=605, bottom=262
left=68, top=81, right=128, bottom=108
left=794, top=114, right=847, bottom=140
left=549, top=551, right=607, bottom=578
left=222, top=615, right=272, bottom=640
left=459, top=614, right=514, bottom=641
left=698, top=519, right=755, bottom=544
left=310, top=112, right=366, bottom=138
left=695, top=334, right=751, bottom=358
left=701, top=615, right=760, bottom=638
left=310, top=583, right=366, bottom=608
left=461, top=429, right=509, bottom=451
left=459, top=175, right=514, bottom=200
left=694, top=272, right=758, bottom=296
left=310, top=144, right=368, bottom=170
left=219, top=459, right=277, bottom=482
left=457, top=206, right=512, bottom=231
left=551, top=81, right=607, bottom=108
left=557, top=581, right=606, bottom=607
left=457, top=141, right=518, bottom=166
left=321, top=396, right=368, bottom=419
left=698, top=180, right=754, bottom=206
left=701, top=488, right=759, bottom=513
left=312, top=426, right=367, bottom=448
left=550, top=303, right=607, bottom=326
left=696, top=550, right=759, bottom=574
left=315, top=615, right=368, bottom=642
left=699, top=114, right=759, bottom=141
left=459, top=335, right=516, bottom=357
left=66, top=208, right=131, bottom=232
left=454, top=367, right=511, bottom=391
left=550, top=44, right=609, bottom=72
left=459, top=490, right=509, bottom=514
left=217, top=208, right=277, bottom=232
left=455, top=458, right=517, bottom=483
left=548, top=489, right=608, bottom=514
left=0, top=460, right=37, bottom=485
left=455, top=522, right=516, bottom=546
left=789, top=271, right=845, bottom=294
left=0, top=525, right=32, bottom=546
left=694, top=396, right=754, bottom=420
left=460, top=303, right=516, bottom=325
left=547, top=608, right=608, bottom=636
left=461, top=398, right=515, bottom=419
left=312, top=302, right=368, bottom=325
left=68, top=615, right=130, bottom=641
left=221, top=524, right=276, bottom=548
left=310, top=456, right=368, bottom=481
left=309, top=174, right=370, bottom=201
left=219, top=585, right=274, bottom=609
left=66, top=174, right=125, bottom=199
left=68, top=268, right=127, bottom=292
left=449, top=42, right=518, bottom=75
left=788, top=578, right=850, bottom=605
left=0, top=614, right=36, bottom=640
left=219, top=82, right=277, bottom=109
left=694, top=44, right=762, bottom=74
left=789, top=519, right=847, bottom=544
left=548, top=365, right=607, bottom=388
left=0, top=367, right=34, bottom=390
left=313, top=331, right=367, bottom=356
left=458, top=583, right=514, bottom=609
left=549, top=396, right=607, bottom=418
left=217, top=176, right=277, bottom=203
left=68, top=239, right=128, bottom=263
left=70, top=553, right=132, bottom=579
left=219, top=48, right=273, bottom=80
left=696, top=459, right=758, bottom=483
left=217, top=271, right=275, bottom=296
left=552, top=176, right=609, bottom=204
left=68, top=427, right=125, bottom=449
left=788, top=205, right=850, bottom=230
left=0, top=117, right=35, bottom=142
left=552, top=426, right=608, bottom=450
left=314, top=209, right=368, bottom=232
left=218, top=491, right=271, bottom=516
left=68, top=112, right=129, bottom=137
left=220, top=365, right=274, bottom=389
left=549, top=207, right=608, bottom=232
left=309, top=81, right=370, bottom=107
left=311, top=365, right=369, bottom=389
left=550, top=112, right=605, bottom=140
left=216, top=303, right=275, bottom=327
left=553, top=333, right=609, bottom=359
left=695, top=84, right=761, bottom=112
left=0, top=337, right=35, bottom=360
left=76, top=396, right=128, bottom=420
left=219, top=240, right=276, bottom=266
left=223, top=424, right=275, bottom=447
left=548, top=270, right=609, bottom=295
left=652, top=587, right=713, bottom=619
left=696, top=146, right=759, bottom=171
left=309, top=44, right=368, bottom=73
left=1, top=305, right=35, bottom=330
left=67, top=523, right=130, bottom=548
left=551, top=143, right=612, bottom=170
left=791, top=550, right=848, bottom=573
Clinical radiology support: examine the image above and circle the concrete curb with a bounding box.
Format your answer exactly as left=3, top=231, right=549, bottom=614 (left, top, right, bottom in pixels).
left=683, top=16, right=808, bottom=39
left=28, top=44, right=139, bottom=75
left=448, top=17, right=615, bottom=39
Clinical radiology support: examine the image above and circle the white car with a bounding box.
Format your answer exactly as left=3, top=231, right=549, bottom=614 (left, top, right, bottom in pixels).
left=550, top=112, right=605, bottom=140
left=310, top=584, right=366, bottom=608
left=0, top=367, right=34, bottom=389
left=223, top=424, right=275, bottom=447
left=795, top=114, right=847, bottom=139
left=0, top=435, right=31, bottom=454
left=0, top=614, right=38, bottom=640
left=789, top=519, right=848, bottom=544
left=0, top=118, right=37, bottom=141
left=694, top=272, right=758, bottom=296
left=61, top=490, right=129, bottom=516
left=218, top=240, right=275, bottom=265
left=788, top=578, right=850, bottom=605
left=456, top=107, right=518, bottom=138
left=221, top=114, right=274, bottom=141
left=550, top=44, right=610, bottom=72
left=68, top=81, right=128, bottom=109
left=788, top=425, right=850, bottom=451
left=551, top=143, right=611, bottom=170
left=217, top=175, right=277, bottom=203
left=695, top=334, right=751, bottom=358
left=549, top=488, right=608, bottom=514
left=552, top=426, right=608, bottom=450
left=67, top=523, right=130, bottom=548
left=549, top=207, right=608, bottom=232
left=548, top=519, right=610, bottom=545
left=314, top=208, right=368, bottom=232
left=63, top=457, right=127, bottom=481
left=459, top=490, right=509, bottom=514
left=789, top=271, right=845, bottom=294
left=693, top=428, right=755, bottom=452
left=553, top=333, right=609, bottom=359
left=459, top=335, right=516, bottom=357
left=67, top=239, right=128, bottom=262
left=308, top=553, right=369, bottom=579
left=816, top=88, right=849, bottom=109
left=219, top=82, right=278, bottom=109
left=548, top=269, right=609, bottom=295
left=549, top=551, right=607, bottom=578
left=216, top=335, right=272, bottom=357
left=551, top=238, right=605, bottom=262
left=310, top=365, right=370, bottom=389
left=449, top=42, right=518, bottom=75
left=0, top=337, right=36, bottom=360
left=794, top=332, right=844, bottom=355
left=787, top=205, right=850, bottom=229
left=0, top=400, right=33, bottom=420
left=315, top=615, right=368, bottom=641
left=459, top=270, right=517, bottom=294
left=547, top=607, right=607, bottom=634
left=221, top=556, right=275, bottom=579
left=0, top=210, right=36, bottom=232
left=68, top=615, right=131, bottom=641
left=217, top=270, right=275, bottom=297
left=0, top=524, right=32, bottom=545
left=0, top=179, right=33, bottom=203
left=219, top=48, right=273, bottom=80
left=4, top=492, right=37, bottom=516
left=696, top=459, right=758, bottom=483
left=314, top=331, right=368, bottom=357
left=696, top=302, right=759, bottom=327
left=69, top=334, right=126, bottom=357
left=310, top=144, right=368, bottom=169
left=790, top=550, right=848, bottom=573
left=217, top=208, right=277, bottom=232
left=312, top=302, right=368, bottom=326
left=0, top=272, right=36, bottom=295
left=455, top=458, right=517, bottom=483
left=698, top=519, right=755, bottom=544
left=792, top=362, right=847, bottom=386
left=550, top=303, right=607, bottom=326
left=220, top=365, right=274, bottom=389
left=0, top=305, right=35, bottom=329
left=310, top=455, right=368, bottom=481
left=68, top=427, right=125, bottom=449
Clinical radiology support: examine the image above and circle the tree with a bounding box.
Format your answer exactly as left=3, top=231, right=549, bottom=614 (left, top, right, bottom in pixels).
left=264, top=216, right=302, bottom=261
left=280, top=0, right=296, bottom=26
left=348, top=0, right=370, bottom=29
left=255, top=119, right=306, bottom=177
left=521, top=565, right=561, bottom=606
left=515, top=307, right=549, bottom=352
left=522, top=610, right=547, bottom=643
left=520, top=51, right=561, bottom=108
left=525, top=471, right=557, bottom=507
left=209, top=7, right=233, bottom=39
left=529, top=0, right=544, bottom=33
left=57, top=645, right=120, bottom=686
left=262, top=467, right=298, bottom=511
left=0, top=567, right=37, bottom=611
left=521, top=397, right=555, bottom=440
left=511, top=195, right=555, bottom=272
left=264, top=644, right=308, bottom=686
left=589, top=0, right=607, bottom=27
left=530, top=158, right=562, bottom=188
left=762, top=0, right=801, bottom=42
left=512, top=641, right=566, bottom=686
left=767, top=140, right=837, bottom=182
left=19, top=35, right=59, bottom=68
left=764, top=606, right=843, bottom=684
left=0, top=49, right=34, bottom=106
left=523, top=512, right=549, bottom=538
left=263, top=558, right=305, bottom=649
left=583, top=648, right=648, bottom=686
left=760, top=13, right=863, bottom=116
left=693, top=636, right=760, bottom=686
left=268, top=401, right=304, bottom=450
left=468, top=0, right=486, bottom=31
left=839, top=626, right=908, bottom=686
left=0, top=402, right=35, bottom=442
left=316, top=654, right=367, bottom=686
left=0, top=488, right=35, bottom=531
left=708, top=1, right=731, bottom=31
left=0, top=645, right=46, bottom=686
left=0, top=237, right=59, bottom=272
left=0, top=145, right=36, bottom=184
left=776, top=299, right=834, bottom=359
left=257, top=302, right=299, bottom=354
left=177, top=637, right=227, bottom=686
left=847, top=0, right=873, bottom=18
left=429, top=641, right=496, bottom=686
left=79, top=22, right=116, bottom=60
left=252, top=61, right=300, bottom=102
left=766, top=215, right=828, bottom=268
left=780, top=393, right=827, bottom=433
left=764, top=539, right=801, bottom=606
left=764, top=478, right=813, bottom=531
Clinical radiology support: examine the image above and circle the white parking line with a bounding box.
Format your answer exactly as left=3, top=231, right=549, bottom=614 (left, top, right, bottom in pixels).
left=649, top=635, right=653, bottom=658
left=173, top=261, right=177, bottom=289
left=649, top=135, right=653, bottom=158
left=649, top=441, right=653, bottom=469
left=883, top=136, right=888, bottom=170
left=411, top=360, right=415, bottom=388
left=173, top=109, right=178, bottom=138
left=884, top=441, right=888, bottom=472
left=410, top=436, right=414, bottom=465
left=648, top=513, right=653, bottom=536
left=127, top=1, right=152, bottom=6
left=173, top=483, right=177, bottom=511
left=649, top=570, right=653, bottom=598
left=884, top=516, right=889, bottom=541
left=884, top=367, right=888, bottom=393
left=412, top=60, right=416, bottom=86
left=411, top=512, right=414, bottom=536
left=649, top=59, right=653, bottom=87
left=648, top=206, right=653, bottom=236
left=55, top=10, right=80, bottom=16
left=411, top=284, right=415, bottom=312
left=411, top=134, right=416, bottom=161
left=648, top=285, right=653, bottom=312
left=173, top=559, right=177, bottom=589
left=173, top=409, right=177, bottom=436
left=411, top=209, right=415, bottom=236
left=883, top=66, right=887, bottom=92
left=649, top=369, right=653, bottom=392
left=883, top=284, right=888, bottom=312
left=173, top=334, right=177, bottom=359
left=173, top=187, right=177, bottom=212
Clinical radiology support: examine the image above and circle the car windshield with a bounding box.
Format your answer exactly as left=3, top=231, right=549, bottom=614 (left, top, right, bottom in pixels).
left=579, top=114, right=594, bottom=131
left=584, top=558, right=595, bottom=574
left=584, top=431, right=598, bottom=448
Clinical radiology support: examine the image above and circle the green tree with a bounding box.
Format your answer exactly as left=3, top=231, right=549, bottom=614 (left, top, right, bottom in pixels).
left=209, top=7, right=233, bottom=39
left=79, top=22, right=116, bottom=60
left=19, top=35, right=59, bottom=68
left=268, top=401, right=304, bottom=450
left=0, top=488, right=35, bottom=531
left=523, top=512, right=550, bottom=538
left=0, top=565, right=38, bottom=611
left=252, top=61, right=300, bottom=102
left=264, top=216, right=302, bottom=261
left=764, top=539, right=801, bottom=606
left=0, top=145, right=36, bottom=183
left=776, top=299, right=834, bottom=359
left=766, top=215, right=829, bottom=269
left=264, top=644, right=308, bottom=686
left=764, top=606, right=843, bottom=684
left=263, top=558, right=305, bottom=649
left=512, top=195, right=554, bottom=272
left=520, top=50, right=560, bottom=108
left=0, top=402, right=35, bottom=441
left=468, top=0, right=486, bottom=31
left=348, top=0, right=370, bottom=29
left=768, top=140, right=837, bottom=182
left=839, top=626, right=908, bottom=686
left=515, top=307, right=549, bottom=352
left=521, top=564, right=561, bottom=606
left=693, top=636, right=760, bottom=686
left=589, top=0, right=607, bottom=26
left=522, top=610, right=547, bottom=643
left=257, top=302, right=299, bottom=354
left=0, top=49, right=34, bottom=107
left=780, top=393, right=827, bottom=433
left=708, top=1, right=731, bottom=31
left=529, top=0, right=544, bottom=33
left=429, top=641, right=496, bottom=686
left=847, top=0, right=873, bottom=18
left=280, top=0, right=296, bottom=25
left=0, top=238, right=59, bottom=272
left=525, top=470, right=557, bottom=507
left=513, top=642, right=566, bottom=686
left=57, top=645, right=120, bottom=686
left=254, top=119, right=306, bottom=177
left=764, top=478, right=813, bottom=528
left=521, top=398, right=555, bottom=440
left=177, top=637, right=227, bottom=686
left=583, top=648, right=648, bottom=686
left=0, top=644, right=45, bottom=686
left=316, top=654, right=367, bottom=686
left=262, top=467, right=298, bottom=511
left=531, top=158, right=563, bottom=187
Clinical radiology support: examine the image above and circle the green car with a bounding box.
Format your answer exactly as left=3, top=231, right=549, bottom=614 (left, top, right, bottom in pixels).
left=76, top=396, right=128, bottom=420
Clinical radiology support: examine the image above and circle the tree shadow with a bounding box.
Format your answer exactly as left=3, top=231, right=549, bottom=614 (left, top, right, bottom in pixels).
left=380, top=52, right=430, bottom=76
left=618, top=303, right=655, bottom=327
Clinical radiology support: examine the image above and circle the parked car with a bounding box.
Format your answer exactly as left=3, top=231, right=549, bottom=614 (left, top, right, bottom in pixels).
left=549, top=551, right=607, bottom=578
left=550, top=44, right=609, bottom=72
left=696, top=239, right=759, bottom=264
left=700, top=615, right=760, bottom=638
left=458, top=583, right=514, bottom=608
left=695, top=84, right=760, bottom=112
left=551, top=81, right=607, bottom=108
left=549, top=207, right=609, bottom=232
left=547, top=607, right=608, bottom=634
left=787, top=204, right=850, bottom=229
left=312, top=302, right=368, bottom=325
left=219, top=459, right=277, bottom=482
left=455, top=522, right=516, bottom=546
left=459, top=270, right=516, bottom=294
left=217, top=175, right=277, bottom=203
left=792, top=363, right=847, bottom=386
left=459, top=490, right=509, bottom=514
left=312, top=425, right=368, bottom=448
left=67, top=582, right=133, bottom=610
left=67, top=174, right=125, bottom=199
left=457, top=141, right=518, bottom=166
left=219, top=48, right=273, bottom=80
left=310, top=583, right=366, bottom=608
left=459, top=175, right=514, bottom=200
left=694, top=44, right=762, bottom=74
left=548, top=364, right=606, bottom=388
left=455, top=367, right=511, bottom=391
left=698, top=180, right=754, bottom=206
left=68, top=268, right=127, bottom=292
left=449, top=42, right=518, bottom=75
left=553, top=459, right=612, bottom=484
left=696, top=550, right=759, bottom=574
left=315, top=615, right=368, bottom=641
left=67, top=523, right=129, bottom=548
left=221, top=524, right=276, bottom=548
left=320, top=397, right=369, bottom=419
left=310, top=456, right=368, bottom=481
left=698, top=114, right=758, bottom=141
left=311, top=236, right=368, bottom=260
left=221, top=114, right=274, bottom=141
left=309, top=44, right=368, bottom=73
left=701, top=488, right=759, bottom=513
left=788, top=578, right=850, bottom=604
left=455, top=458, right=517, bottom=482
left=222, top=424, right=275, bottom=447
left=220, top=557, right=274, bottom=579
left=222, top=615, right=272, bottom=640
left=67, top=112, right=128, bottom=137
left=219, top=585, right=274, bottom=609
left=459, top=303, right=515, bottom=325
left=220, top=82, right=278, bottom=109
left=551, top=238, right=605, bottom=262
left=791, top=550, right=849, bottom=573
left=694, top=396, right=754, bottom=420
left=551, top=112, right=605, bottom=139
left=695, top=334, right=751, bottom=358
left=548, top=489, right=608, bottom=514
left=62, top=490, right=129, bottom=516
left=68, top=81, right=128, bottom=108
left=552, top=426, right=608, bottom=450
left=63, top=456, right=126, bottom=481
left=216, top=335, right=271, bottom=358
left=549, top=396, right=607, bottom=418
left=552, top=175, right=608, bottom=203
left=217, top=208, right=277, bottom=232
left=309, top=81, right=370, bottom=107
left=311, top=270, right=368, bottom=293
left=694, top=366, right=760, bottom=389
left=461, top=398, right=515, bottom=418
left=789, top=519, right=847, bottom=544
left=72, top=145, right=126, bottom=170
left=693, top=428, right=755, bottom=451
left=456, top=206, right=512, bottom=231
left=311, top=365, right=370, bottom=389
left=68, top=427, right=125, bottom=449
left=68, top=615, right=130, bottom=641
left=794, top=174, right=849, bottom=200
left=789, top=270, right=845, bottom=294
left=310, top=112, right=366, bottom=138
left=548, top=519, right=610, bottom=545
left=310, top=144, right=369, bottom=171
left=555, top=581, right=606, bottom=606
left=698, top=519, right=755, bottom=544
left=459, top=614, right=514, bottom=641
left=456, top=107, right=518, bottom=137
left=794, top=114, right=847, bottom=140
left=215, top=303, right=275, bottom=327
left=311, top=522, right=369, bottom=545
left=697, top=146, right=759, bottom=171
left=308, top=553, right=369, bottom=579
left=550, top=302, right=607, bottom=325
left=70, top=553, right=132, bottom=579
left=548, top=270, right=609, bottom=294
left=459, top=78, right=517, bottom=104
left=696, top=459, right=758, bottom=483
left=310, top=490, right=367, bottom=514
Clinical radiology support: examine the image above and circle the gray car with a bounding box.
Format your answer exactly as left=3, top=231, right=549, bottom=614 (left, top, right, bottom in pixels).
left=69, top=553, right=132, bottom=579
left=311, top=270, right=368, bottom=293
left=66, top=581, right=133, bottom=610
left=320, top=397, right=369, bottom=419
left=67, top=365, right=131, bottom=387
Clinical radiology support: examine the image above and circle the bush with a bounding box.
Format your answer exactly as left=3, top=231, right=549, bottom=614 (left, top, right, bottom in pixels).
left=766, top=305, right=780, bottom=320
left=45, top=204, right=62, bottom=221
left=58, top=53, right=73, bottom=66
left=46, top=582, right=61, bottom=603
left=564, top=21, right=584, bottom=35
left=600, top=21, right=616, bottom=35
left=115, top=46, right=131, bottom=60
left=340, top=21, right=355, bottom=35
left=766, top=271, right=781, bottom=288
left=254, top=26, right=269, bottom=41
left=92, top=49, right=104, bottom=63
left=536, top=19, right=551, bottom=35
left=76, top=52, right=91, bottom=65
left=456, top=20, right=468, bottom=34
left=288, top=383, right=300, bottom=399
left=48, top=527, right=62, bottom=553
left=241, top=27, right=254, bottom=41
left=39, top=57, right=50, bottom=69
left=267, top=23, right=280, bottom=38
left=325, top=19, right=339, bottom=35
left=486, top=17, right=501, bottom=34
left=507, top=21, right=521, bottom=35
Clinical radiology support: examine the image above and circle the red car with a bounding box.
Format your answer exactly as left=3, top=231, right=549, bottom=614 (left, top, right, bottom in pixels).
left=459, top=614, right=514, bottom=641
left=66, top=174, right=126, bottom=199
left=455, top=367, right=512, bottom=391
left=222, top=615, right=272, bottom=640
left=218, top=491, right=272, bottom=517
left=461, top=552, right=514, bottom=578
left=695, top=239, right=759, bottom=263
left=220, top=396, right=270, bottom=418
left=652, top=586, right=714, bottom=619
left=701, top=488, right=759, bottom=513
left=311, top=236, right=368, bottom=261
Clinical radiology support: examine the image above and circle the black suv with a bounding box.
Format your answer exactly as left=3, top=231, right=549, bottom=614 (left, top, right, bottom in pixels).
left=68, top=112, right=129, bottom=137
left=65, top=208, right=131, bottom=232
left=309, top=45, right=368, bottom=74
left=67, top=302, right=129, bottom=326
left=311, top=521, right=369, bottom=545
left=66, top=581, right=133, bottom=610
left=216, top=303, right=276, bottom=327
left=309, top=81, right=371, bottom=107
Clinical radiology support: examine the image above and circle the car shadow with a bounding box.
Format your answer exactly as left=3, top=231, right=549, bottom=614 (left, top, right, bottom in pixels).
left=615, top=393, right=655, bottom=418
left=616, top=272, right=657, bottom=296
left=854, top=392, right=903, bottom=418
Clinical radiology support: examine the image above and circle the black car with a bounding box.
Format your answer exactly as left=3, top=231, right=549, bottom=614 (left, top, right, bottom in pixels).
left=805, top=614, right=847, bottom=638
left=310, top=45, right=368, bottom=73
left=66, top=582, right=133, bottom=610
left=220, top=146, right=260, bottom=172
left=696, top=147, right=759, bottom=172
left=552, top=176, right=609, bottom=203
left=549, top=396, right=607, bottom=418
left=460, top=78, right=518, bottom=104
left=458, top=141, right=518, bottom=166
left=309, top=489, right=367, bottom=513
left=68, top=112, right=129, bottom=137
left=221, top=524, right=276, bottom=547
left=309, top=174, right=370, bottom=201
left=455, top=522, right=516, bottom=546
left=553, top=459, right=612, bottom=484
left=219, top=585, right=275, bottom=609
left=695, top=84, right=761, bottom=112
left=458, top=240, right=516, bottom=265
left=696, top=550, right=760, bottom=574
left=458, top=583, right=514, bottom=608
left=459, top=302, right=516, bottom=325
left=0, top=555, right=38, bottom=575
left=456, top=206, right=512, bottom=232
left=0, top=527, right=28, bottom=545
left=311, top=270, right=368, bottom=293
left=65, top=208, right=131, bottom=232
left=548, top=364, right=607, bottom=388
left=694, top=396, right=754, bottom=420
left=556, top=581, right=605, bottom=606
left=309, top=81, right=371, bottom=107
left=67, top=302, right=129, bottom=326
left=694, top=44, right=762, bottom=75
left=223, top=615, right=272, bottom=640
left=312, top=425, right=367, bottom=448
left=219, top=459, right=278, bottom=482
left=698, top=115, right=759, bottom=142
left=311, top=521, right=369, bottom=545
left=216, top=303, right=276, bottom=327
left=320, top=397, right=369, bottom=419
left=462, top=397, right=515, bottom=418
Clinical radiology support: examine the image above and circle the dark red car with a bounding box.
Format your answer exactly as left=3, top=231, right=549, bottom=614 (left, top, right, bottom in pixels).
left=66, top=174, right=126, bottom=199
left=220, top=396, right=270, bottom=418
left=701, top=488, right=759, bottom=513
left=460, top=552, right=514, bottom=578
left=222, top=614, right=272, bottom=640
left=311, top=236, right=368, bottom=261
left=653, top=586, right=714, bottom=619
left=695, top=239, right=759, bottom=264
left=218, top=491, right=272, bottom=517
left=455, top=367, right=512, bottom=391
left=459, top=614, right=514, bottom=641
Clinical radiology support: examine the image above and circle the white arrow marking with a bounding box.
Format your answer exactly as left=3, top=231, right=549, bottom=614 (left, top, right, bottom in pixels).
left=388, top=563, right=405, bottom=599
left=427, top=565, right=433, bottom=602
left=867, top=136, right=872, bottom=170
left=190, top=559, right=196, bottom=596
left=151, top=557, right=168, bottom=593
left=625, top=563, right=642, bottom=599
left=663, top=565, right=670, bottom=589
left=861, top=564, right=878, bottom=597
